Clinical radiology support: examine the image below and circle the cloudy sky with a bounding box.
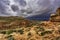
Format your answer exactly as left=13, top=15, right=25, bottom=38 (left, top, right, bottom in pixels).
left=0, top=0, right=60, bottom=17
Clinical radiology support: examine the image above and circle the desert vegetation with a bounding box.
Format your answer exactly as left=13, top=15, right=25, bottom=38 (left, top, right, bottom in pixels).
left=0, top=8, right=60, bottom=40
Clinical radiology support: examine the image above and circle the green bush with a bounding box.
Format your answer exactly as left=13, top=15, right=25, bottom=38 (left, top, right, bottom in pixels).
left=41, top=31, right=52, bottom=36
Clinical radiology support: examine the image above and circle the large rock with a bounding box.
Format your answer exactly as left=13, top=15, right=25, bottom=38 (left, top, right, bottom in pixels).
left=50, top=8, right=60, bottom=22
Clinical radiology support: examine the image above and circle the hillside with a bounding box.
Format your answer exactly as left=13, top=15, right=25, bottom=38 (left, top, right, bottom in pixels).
left=0, top=8, right=60, bottom=40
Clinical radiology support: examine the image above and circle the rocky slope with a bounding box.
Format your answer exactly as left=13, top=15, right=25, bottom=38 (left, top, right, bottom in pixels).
left=0, top=8, right=60, bottom=40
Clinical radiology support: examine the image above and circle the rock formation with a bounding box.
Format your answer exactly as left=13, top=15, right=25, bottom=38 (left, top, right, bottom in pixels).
left=50, top=7, right=60, bottom=22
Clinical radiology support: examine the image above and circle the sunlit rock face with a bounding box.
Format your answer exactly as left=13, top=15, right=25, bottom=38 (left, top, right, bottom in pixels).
left=50, top=8, right=60, bottom=22
left=0, top=0, right=60, bottom=17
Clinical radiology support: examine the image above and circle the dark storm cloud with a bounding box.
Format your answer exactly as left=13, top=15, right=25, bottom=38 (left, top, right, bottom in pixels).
left=37, top=0, right=50, bottom=7
left=11, top=5, right=19, bottom=12
left=14, top=0, right=27, bottom=6
left=54, top=0, right=60, bottom=7
left=0, top=1, right=7, bottom=14
left=0, top=0, right=10, bottom=15
left=0, top=0, right=10, bottom=5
